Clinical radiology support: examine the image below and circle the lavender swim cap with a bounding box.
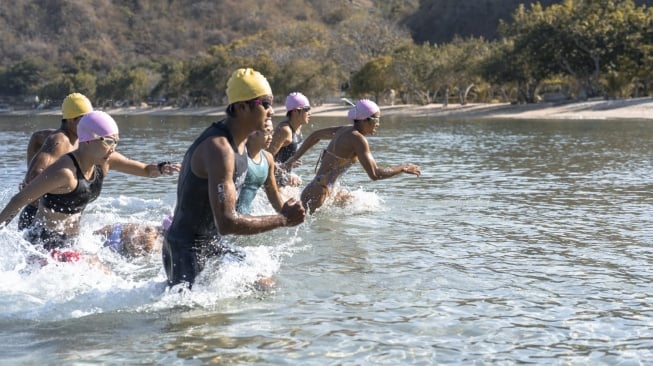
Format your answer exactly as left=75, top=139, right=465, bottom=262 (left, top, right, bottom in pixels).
left=347, top=99, right=380, bottom=121
left=285, top=92, right=310, bottom=111
left=78, top=111, right=119, bottom=142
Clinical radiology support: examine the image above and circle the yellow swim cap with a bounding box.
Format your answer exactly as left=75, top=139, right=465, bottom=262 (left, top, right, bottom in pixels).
left=226, top=68, right=272, bottom=104
left=62, top=93, right=93, bottom=119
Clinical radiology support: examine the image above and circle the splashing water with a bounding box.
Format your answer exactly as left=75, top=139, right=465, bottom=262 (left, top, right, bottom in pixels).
left=0, top=182, right=381, bottom=322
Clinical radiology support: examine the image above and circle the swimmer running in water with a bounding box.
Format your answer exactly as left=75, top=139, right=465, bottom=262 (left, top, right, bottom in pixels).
left=162, top=68, right=304, bottom=289
left=282, top=99, right=421, bottom=214
left=0, top=111, right=180, bottom=263
left=19, top=93, right=94, bottom=230
left=236, top=115, right=284, bottom=214
left=267, top=92, right=312, bottom=188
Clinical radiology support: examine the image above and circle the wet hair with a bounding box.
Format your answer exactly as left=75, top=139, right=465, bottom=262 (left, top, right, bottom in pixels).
left=226, top=104, right=236, bottom=117
left=226, top=101, right=260, bottom=117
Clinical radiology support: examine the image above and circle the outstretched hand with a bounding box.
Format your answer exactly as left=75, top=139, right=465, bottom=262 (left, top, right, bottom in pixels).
left=404, top=164, right=421, bottom=177
left=281, top=198, right=305, bottom=226
left=158, top=162, right=181, bottom=176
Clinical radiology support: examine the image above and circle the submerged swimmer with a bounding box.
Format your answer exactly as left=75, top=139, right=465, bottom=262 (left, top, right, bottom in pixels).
left=282, top=99, right=421, bottom=213
left=95, top=217, right=170, bottom=258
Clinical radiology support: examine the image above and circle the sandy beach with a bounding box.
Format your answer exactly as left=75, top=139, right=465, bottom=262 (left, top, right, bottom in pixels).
left=100, top=96, right=653, bottom=120
left=5, top=97, right=653, bottom=120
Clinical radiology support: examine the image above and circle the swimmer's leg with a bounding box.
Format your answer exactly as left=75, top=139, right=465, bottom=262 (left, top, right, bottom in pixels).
left=300, top=182, right=329, bottom=214
left=162, top=238, right=200, bottom=289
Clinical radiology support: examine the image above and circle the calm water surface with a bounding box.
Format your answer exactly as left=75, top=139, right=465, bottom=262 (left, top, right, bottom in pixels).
left=0, top=113, right=652, bottom=365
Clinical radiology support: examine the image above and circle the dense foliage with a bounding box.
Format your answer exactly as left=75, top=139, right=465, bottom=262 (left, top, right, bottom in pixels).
left=0, top=0, right=651, bottom=108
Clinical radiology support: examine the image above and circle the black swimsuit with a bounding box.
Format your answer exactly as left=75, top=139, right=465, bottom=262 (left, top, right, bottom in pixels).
left=25, top=153, right=104, bottom=250
left=274, top=122, right=302, bottom=186
left=18, top=204, right=37, bottom=230
left=163, top=120, right=248, bottom=287
left=40, top=153, right=104, bottom=214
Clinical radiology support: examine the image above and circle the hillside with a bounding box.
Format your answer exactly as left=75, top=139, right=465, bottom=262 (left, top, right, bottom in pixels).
left=0, top=0, right=399, bottom=68
left=404, top=0, right=653, bottom=44
left=3, top=0, right=652, bottom=68
left=1, top=0, right=651, bottom=107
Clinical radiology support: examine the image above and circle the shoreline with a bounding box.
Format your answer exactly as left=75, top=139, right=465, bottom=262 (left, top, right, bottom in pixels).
left=3, top=97, right=653, bottom=120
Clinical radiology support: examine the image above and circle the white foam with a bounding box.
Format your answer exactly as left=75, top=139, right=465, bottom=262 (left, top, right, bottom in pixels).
left=0, top=184, right=378, bottom=320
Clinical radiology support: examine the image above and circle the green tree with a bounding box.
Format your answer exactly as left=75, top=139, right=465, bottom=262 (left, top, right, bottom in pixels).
left=96, top=68, right=132, bottom=107
left=389, top=43, right=437, bottom=104
left=153, top=60, right=188, bottom=101
left=495, top=3, right=560, bottom=102
left=0, top=58, right=52, bottom=97
left=38, top=77, right=74, bottom=104
left=497, top=0, right=653, bottom=101
left=71, top=72, right=97, bottom=99
left=350, top=55, right=397, bottom=100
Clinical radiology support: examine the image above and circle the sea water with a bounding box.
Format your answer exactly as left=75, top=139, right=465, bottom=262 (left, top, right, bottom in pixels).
left=0, top=114, right=652, bottom=364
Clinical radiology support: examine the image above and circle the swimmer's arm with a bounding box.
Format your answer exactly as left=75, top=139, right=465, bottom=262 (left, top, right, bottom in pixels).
left=26, top=135, right=40, bottom=164
left=108, top=152, right=180, bottom=177
left=262, top=152, right=284, bottom=213
left=372, top=164, right=422, bottom=179
left=24, top=133, right=71, bottom=185
left=26, top=129, right=54, bottom=165
left=356, top=138, right=422, bottom=180
left=0, top=164, right=72, bottom=227
left=284, top=126, right=341, bottom=167
left=203, top=140, right=300, bottom=235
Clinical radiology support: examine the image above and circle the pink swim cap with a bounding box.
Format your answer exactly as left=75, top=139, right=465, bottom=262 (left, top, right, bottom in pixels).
left=162, top=215, right=173, bottom=230
left=78, top=111, right=119, bottom=142
left=285, top=92, right=310, bottom=111
left=347, top=99, right=380, bottom=121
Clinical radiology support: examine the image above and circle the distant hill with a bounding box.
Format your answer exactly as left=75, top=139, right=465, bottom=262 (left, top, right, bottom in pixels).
left=404, top=0, right=653, bottom=44
left=1, top=0, right=651, bottom=71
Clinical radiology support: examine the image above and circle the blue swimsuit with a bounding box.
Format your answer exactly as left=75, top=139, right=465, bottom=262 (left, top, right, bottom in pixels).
left=237, top=151, right=269, bottom=214
left=103, top=224, right=124, bottom=254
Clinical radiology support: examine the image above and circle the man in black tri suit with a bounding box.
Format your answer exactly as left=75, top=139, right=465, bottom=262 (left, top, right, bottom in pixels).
left=162, top=68, right=305, bottom=289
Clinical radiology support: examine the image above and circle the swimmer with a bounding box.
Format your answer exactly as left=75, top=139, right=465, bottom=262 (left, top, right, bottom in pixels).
left=19, top=93, right=179, bottom=230
left=19, top=93, right=94, bottom=230
left=95, top=216, right=171, bottom=257
left=0, top=111, right=180, bottom=262
left=236, top=116, right=284, bottom=214
left=267, top=92, right=312, bottom=187
left=282, top=99, right=421, bottom=214
left=163, top=68, right=305, bottom=289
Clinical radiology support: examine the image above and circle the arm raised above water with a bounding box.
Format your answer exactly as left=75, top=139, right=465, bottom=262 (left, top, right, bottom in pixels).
left=282, top=126, right=343, bottom=169
left=354, top=135, right=421, bottom=180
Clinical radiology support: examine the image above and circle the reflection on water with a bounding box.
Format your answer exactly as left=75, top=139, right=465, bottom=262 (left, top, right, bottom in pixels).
left=0, top=114, right=652, bottom=364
